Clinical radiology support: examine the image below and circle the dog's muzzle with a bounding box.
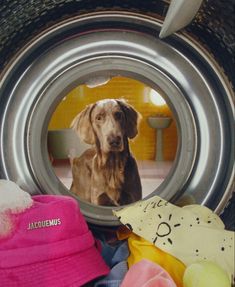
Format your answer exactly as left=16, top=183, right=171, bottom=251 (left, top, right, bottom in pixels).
left=107, top=135, right=123, bottom=151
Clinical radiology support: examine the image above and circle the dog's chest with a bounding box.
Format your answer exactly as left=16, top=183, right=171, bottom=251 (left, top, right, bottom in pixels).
left=93, top=155, right=126, bottom=190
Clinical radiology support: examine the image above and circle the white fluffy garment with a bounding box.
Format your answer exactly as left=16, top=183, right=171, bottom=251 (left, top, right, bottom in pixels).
left=0, top=180, right=33, bottom=237
left=0, top=180, right=33, bottom=213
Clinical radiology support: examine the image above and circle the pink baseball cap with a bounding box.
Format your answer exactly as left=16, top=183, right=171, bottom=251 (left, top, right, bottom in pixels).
left=0, top=194, right=109, bottom=287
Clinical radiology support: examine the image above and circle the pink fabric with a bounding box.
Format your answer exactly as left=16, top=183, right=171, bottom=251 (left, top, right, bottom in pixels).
left=121, top=259, right=177, bottom=287
left=0, top=195, right=109, bottom=286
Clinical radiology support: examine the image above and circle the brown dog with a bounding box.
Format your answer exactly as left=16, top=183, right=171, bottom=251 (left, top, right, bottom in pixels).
left=70, top=99, right=142, bottom=206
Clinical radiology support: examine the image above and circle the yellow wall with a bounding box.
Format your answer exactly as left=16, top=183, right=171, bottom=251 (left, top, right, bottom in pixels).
left=48, top=77, right=178, bottom=161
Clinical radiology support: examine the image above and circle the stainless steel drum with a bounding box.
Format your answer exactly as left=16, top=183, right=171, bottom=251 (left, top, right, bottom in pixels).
left=0, top=0, right=234, bottom=226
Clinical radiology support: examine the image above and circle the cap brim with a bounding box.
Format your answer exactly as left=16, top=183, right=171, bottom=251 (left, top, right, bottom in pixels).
left=0, top=245, right=109, bottom=287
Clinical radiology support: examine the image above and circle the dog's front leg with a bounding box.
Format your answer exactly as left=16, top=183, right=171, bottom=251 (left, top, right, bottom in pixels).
left=106, top=188, right=120, bottom=206
left=90, top=186, right=101, bottom=205
left=90, top=173, right=104, bottom=205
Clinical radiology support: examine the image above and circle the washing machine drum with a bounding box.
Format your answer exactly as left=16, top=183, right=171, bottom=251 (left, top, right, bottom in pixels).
left=0, top=0, right=234, bottom=226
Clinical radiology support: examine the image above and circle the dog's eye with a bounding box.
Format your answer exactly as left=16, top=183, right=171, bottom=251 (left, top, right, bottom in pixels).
left=96, top=114, right=103, bottom=121
left=114, top=111, right=123, bottom=120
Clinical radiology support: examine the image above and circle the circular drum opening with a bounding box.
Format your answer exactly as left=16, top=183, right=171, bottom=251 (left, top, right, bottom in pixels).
left=26, top=56, right=196, bottom=225
left=0, top=11, right=233, bottom=225
left=47, top=76, right=179, bottom=203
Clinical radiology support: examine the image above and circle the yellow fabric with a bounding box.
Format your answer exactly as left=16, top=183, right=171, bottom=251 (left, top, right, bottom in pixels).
left=113, top=196, right=235, bottom=285
left=117, top=229, right=185, bottom=287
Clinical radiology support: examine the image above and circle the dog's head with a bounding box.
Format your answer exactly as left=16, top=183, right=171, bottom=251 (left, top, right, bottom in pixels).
left=71, top=99, right=141, bottom=153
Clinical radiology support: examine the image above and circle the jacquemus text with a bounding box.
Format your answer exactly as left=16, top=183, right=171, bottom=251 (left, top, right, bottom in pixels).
left=27, top=218, right=61, bottom=230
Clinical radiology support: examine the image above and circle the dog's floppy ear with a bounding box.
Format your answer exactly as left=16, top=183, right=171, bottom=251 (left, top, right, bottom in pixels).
left=117, top=100, right=142, bottom=139
left=70, top=104, right=95, bottom=144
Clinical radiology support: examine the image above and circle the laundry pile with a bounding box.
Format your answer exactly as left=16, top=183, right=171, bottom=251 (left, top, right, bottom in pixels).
left=92, top=196, right=234, bottom=287
left=0, top=180, right=234, bottom=287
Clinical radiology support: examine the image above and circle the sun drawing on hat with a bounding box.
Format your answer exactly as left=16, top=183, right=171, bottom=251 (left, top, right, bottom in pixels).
left=152, top=213, right=181, bottom=246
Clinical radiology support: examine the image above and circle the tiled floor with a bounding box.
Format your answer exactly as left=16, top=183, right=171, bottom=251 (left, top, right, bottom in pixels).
left=137, top=160, right=173, bottom=197
left=52, top=159, right=173, bottom=198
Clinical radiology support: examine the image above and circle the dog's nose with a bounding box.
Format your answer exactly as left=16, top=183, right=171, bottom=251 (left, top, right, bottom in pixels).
left=108, top=135, right=121, bottom=147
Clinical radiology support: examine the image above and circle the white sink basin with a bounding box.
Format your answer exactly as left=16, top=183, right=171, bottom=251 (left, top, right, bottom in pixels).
left=147, top=116, right=172, bottom=129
